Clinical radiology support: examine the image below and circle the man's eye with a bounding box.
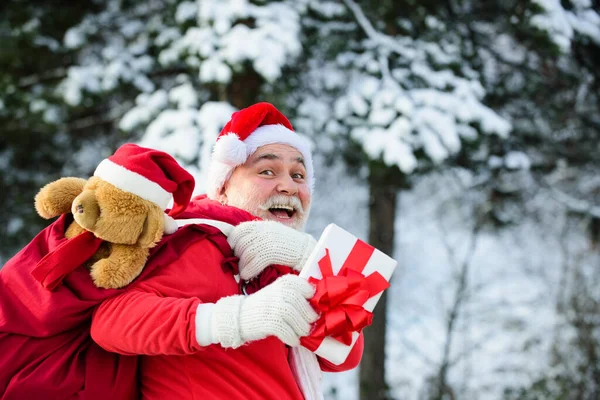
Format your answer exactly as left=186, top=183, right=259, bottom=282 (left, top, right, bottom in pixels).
left=260, top=170, right=274, bottom=176
left=292, top=173, right=305, bottom=180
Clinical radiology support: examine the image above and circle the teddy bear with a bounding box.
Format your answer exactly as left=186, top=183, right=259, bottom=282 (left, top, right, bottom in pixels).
left=33, top=143, right=194, bottom=289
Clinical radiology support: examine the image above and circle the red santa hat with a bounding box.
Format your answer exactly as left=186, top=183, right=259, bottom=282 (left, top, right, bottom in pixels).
left=94, top=143, right=195, bottom=234
left=207, top=102, right=314, bottom=199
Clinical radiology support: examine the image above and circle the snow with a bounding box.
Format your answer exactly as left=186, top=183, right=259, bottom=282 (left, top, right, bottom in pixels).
left=139, top=109, right=202, bottom=162
left=348, top=93, right=369, bottom=116
left=531, top=0, right=573, bottom=52
left=166, top=0, right=303, bottom=83
left=394, top=96, right=414, bottom=116
left=415, top=108, right=461, bottom=154
left=195, top=102, right=238, bottom=192
left=306, top=6, right=513, bottom=174
left=505, top=151, right=532, bottom=170
left=61, top=66, right=103, bottom=106
left=22, top=18, right=40, bottom=33
left=531, top=0, right=600, bottom=51
left=419, top=125, right=449, bottom=164
left=309, top=1, right=347, bottom=18
left=368, top=107, right=396, bottom=126
left=64, top=26, right=86, bottom=48
left=120, top=107, right=152, bottom=132
left=301, top=159, right=598, bottom=399
left=37, top=1, right=598, bottom=398
left=119, top=90, right=168, bottom=131
left=567, top=9, right=600, bottom=44
left=175, top=1, right=198, bottom=23
left=199, top=57, right=232, bottom=83
left=169, top=82, right=198, bottom=109
left=384, top=139, right=418, bottom=173
left=33, top=36, right=60, bottom=51
left=120, top=20, right=144, bottom=39
left=411, top=61, right=457, bottom=89
left=329, top=71, right=511, bottom=172
left=155, top=27, right=181, bottom=47
left=7, top=218, right=24, bottom=235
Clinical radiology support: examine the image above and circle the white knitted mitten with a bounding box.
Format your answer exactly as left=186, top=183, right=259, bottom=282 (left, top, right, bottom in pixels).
left=228, top=220, right=317, bottom=281
left=195, top=275, right=318, bottom=349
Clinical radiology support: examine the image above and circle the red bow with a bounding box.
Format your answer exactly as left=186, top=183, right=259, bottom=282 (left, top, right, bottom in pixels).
left=300, top=240, right=390, bottom=351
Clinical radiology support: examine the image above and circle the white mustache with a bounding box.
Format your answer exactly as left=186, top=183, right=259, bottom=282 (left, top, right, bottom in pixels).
left=259, top=194, right=304, bottom=214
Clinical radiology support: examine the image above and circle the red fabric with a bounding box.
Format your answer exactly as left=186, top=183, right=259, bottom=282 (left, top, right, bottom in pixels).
left=92, top=196, right=363, bottom=399
left=0, top=194, right=361, bottom=399
left=0, top=212, right=224, bottom=400
left=30, top=230, right=103, bottom=291
left=318, top=333, right=364, bottom=372
left=218, top=102, right=294, bottom=141
left=104, top=143, right=195, bottom=216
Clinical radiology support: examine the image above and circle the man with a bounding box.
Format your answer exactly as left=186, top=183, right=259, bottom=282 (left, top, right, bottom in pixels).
left=91, top=103, right=364, bottom=400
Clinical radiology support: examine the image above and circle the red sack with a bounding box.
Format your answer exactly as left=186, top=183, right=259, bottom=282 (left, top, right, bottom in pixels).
left=0, top=207, right=234, bottom=400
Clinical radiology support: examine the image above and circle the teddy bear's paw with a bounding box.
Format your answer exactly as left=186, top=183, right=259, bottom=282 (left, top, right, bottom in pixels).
left=90, top=259, right=143, bottom=289
left=35, top=177, right=87, bottom=219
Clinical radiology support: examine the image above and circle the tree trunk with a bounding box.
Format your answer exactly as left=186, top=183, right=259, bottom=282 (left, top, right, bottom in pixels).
left=359, top=165, right=399, bottom=400
left=226, top=68, right=264, bottom=110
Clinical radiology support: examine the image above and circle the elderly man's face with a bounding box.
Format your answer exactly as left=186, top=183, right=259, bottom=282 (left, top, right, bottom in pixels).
left=219, top=143, right=311, bottom=230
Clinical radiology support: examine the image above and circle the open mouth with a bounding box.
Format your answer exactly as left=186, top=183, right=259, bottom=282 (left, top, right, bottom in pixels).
left=268, top=205, right=295, bottom=220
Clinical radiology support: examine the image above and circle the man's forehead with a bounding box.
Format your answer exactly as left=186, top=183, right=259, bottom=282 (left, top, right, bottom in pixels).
left=249, top=144, right=305, bottom=164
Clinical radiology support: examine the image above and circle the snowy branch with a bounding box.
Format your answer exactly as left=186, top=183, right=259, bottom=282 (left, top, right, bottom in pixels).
left=550, top=187, right=600, bottom=218
left=18, top=68, right=68, bottom=89
left=435, top=205, right=484, bottom=398
left=68, top=103, right=132, bottom=131
left=341, top=0, right=415, bottom=59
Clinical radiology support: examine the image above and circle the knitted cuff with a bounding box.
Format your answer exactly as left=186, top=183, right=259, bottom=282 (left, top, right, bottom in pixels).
left=212, top=295, right=244, bottom=348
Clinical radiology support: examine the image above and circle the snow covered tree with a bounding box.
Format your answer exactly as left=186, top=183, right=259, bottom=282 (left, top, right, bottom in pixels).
left=0, top=1, right=107, bottom=261
left=2, top=1, right=599, bottom=398
left=61, top=0, right=309, bottom=191
left=292, top=1, right=512, bottom=398
left=0, top=0, right=309, bottom=260
left=291, top=0, right=600, bottom=398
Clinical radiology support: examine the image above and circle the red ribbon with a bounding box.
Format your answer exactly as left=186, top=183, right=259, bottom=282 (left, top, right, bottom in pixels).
left=300, top=240, right=390, bottom=351
left=31, top=231, right=103, bottom=291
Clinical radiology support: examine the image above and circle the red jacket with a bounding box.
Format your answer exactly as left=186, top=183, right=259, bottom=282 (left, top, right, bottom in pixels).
left=91, top=196, right=363, bottom=400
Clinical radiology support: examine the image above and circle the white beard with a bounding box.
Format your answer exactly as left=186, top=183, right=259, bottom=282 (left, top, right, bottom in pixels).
left=226, top=189, right=310, bottom=231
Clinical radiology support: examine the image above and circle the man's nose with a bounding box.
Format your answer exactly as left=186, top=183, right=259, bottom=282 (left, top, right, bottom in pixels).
left=276, top=175, right=298, bottom=195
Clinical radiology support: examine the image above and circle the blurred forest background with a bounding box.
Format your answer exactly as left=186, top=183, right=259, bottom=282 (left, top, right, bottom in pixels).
left=1, top=0, right=599, bottom=399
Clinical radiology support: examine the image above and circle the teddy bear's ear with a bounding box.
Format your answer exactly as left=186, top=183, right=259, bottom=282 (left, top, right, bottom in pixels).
left=35, top=177, right=87, bottom=219
left=137, top=205, right=165, bottom=248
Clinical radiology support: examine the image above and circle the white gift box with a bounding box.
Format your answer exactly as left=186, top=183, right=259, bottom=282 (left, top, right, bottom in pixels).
left=299, top=223, right=397, bottom=365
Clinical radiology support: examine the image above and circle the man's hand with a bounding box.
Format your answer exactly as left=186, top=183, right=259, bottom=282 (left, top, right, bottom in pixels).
left=227, top=220, right=317, bottom=281
left=195, top=275, right=319, bottom=348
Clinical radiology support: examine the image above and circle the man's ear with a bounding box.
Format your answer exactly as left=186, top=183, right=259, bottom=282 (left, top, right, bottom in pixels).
left=137, top=206, right=165, bottom=248
left=217, top=185, right=228, bottom=205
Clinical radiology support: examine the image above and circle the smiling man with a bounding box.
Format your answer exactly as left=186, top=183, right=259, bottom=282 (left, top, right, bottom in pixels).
left=220, top=144, right=310, bottom=230
left=91, top=103, right=363, bottom=400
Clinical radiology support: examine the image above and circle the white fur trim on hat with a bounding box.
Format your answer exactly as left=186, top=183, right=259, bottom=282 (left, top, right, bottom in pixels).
left=163, top=214, right=178, bottom=235
left=94, top=159, right=171, bottom=209
left=212, top=133, right=247, bottom=166
left=206, top=124, right=315, bottom=199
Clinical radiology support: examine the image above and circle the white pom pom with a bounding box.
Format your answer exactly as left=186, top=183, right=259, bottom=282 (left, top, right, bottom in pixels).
left=163, top=214, right=178, bottom=235
left=212, top=133, right=247, bottom=166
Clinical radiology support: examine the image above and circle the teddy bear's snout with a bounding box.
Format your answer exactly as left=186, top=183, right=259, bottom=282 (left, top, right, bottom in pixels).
left=72, top=191, right=101, bottom=231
